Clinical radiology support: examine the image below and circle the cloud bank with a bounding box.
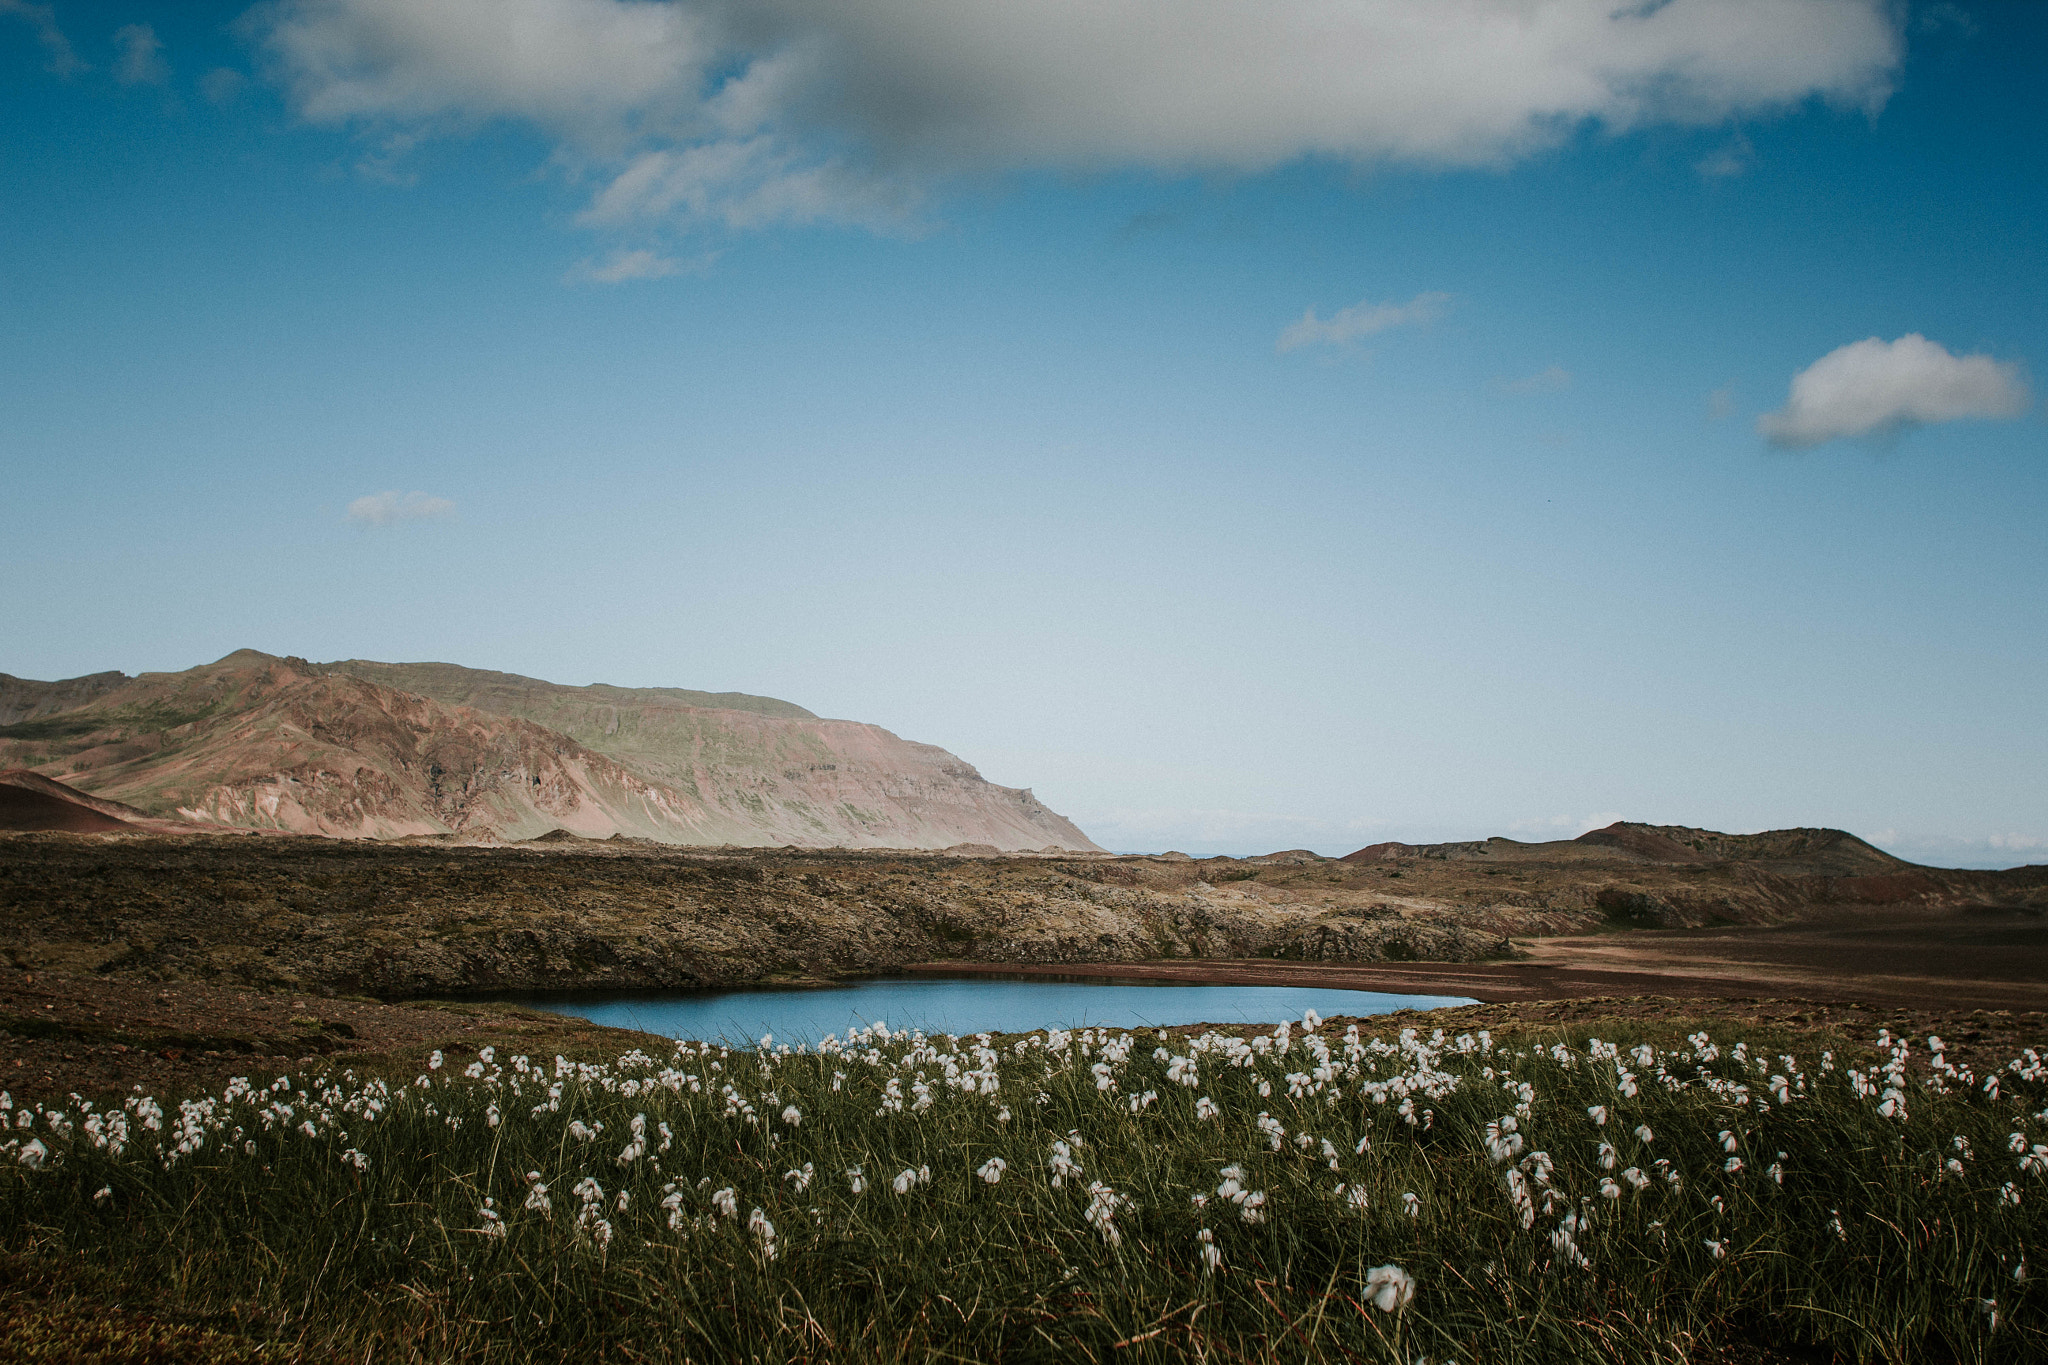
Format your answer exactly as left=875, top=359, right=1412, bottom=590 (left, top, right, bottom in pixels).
left=247, top=0, right=1905, bottom=237
left=345, top=490, right=455, bottom=525
left=1759, top=334, right=2029, bottom=448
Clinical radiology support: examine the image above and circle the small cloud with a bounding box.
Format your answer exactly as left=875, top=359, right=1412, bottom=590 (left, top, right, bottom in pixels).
left=112, top=23, right=167, bottom=86
left=1694, top=133, right=1753, bottom=179
left=1277, top=291, right=1449, bottom=353
left=564, top=247, right=700, bottom=285
left=346, top=491, right=455, bottom=527
left=1506, top=812, right=1624, bottom=838
left=199, top=67, right=245, bottom=104
left=1495, top=364, right=1572, bottom=396
left=1759, top=333, right=2029, bottom=448
left=0, top=0, right=84, bottom=76
left=354, top=130, right=424, bottom=186
left=1917, top=3, right=1978, bottom=39
left=1707, top=383, right=1736, bottom=421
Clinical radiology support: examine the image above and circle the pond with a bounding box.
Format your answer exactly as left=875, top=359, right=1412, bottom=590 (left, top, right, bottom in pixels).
left=515, top=976, right=1477, bottom=1045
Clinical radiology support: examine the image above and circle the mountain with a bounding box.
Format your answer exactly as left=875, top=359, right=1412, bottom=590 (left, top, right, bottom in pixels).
left=0, top=652, right=1101, bottom=851
left=322, top=657, right=1097, bottom=851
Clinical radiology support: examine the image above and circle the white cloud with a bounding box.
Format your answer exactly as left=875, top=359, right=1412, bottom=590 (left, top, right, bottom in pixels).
left=345, top=490, right=456, bottom=525
left=1276, top=291, right=1449, bottom=353
left=246, top=0, right=1905, bottom=236
left=1505, top=811, right=1624, bottom=838
left=1693, top=132, right=1753, bottom=178
left=0, top=0, right=84, bottom=75
left=1758, top=333, right=2030, bottom=448
left=113, top=23, right=169, bottom=86
left=1496, top=364, right=1572, bottom=395
left=564, top=246, right=714, bottom=283
left=1865, top=828, right=2046, bottom=871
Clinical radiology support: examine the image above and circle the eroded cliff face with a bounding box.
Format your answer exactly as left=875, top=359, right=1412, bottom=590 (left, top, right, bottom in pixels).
left=0, top=652, right=1101, bottom=851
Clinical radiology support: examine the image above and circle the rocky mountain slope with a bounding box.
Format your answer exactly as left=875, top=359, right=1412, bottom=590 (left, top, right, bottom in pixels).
left=0, top=652, right=1100, bottom=851
left=323, top=657, right=1094, bottom=851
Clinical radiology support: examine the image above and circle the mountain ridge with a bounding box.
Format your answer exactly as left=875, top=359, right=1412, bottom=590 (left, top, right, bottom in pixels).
left=0, top=651, right=1102, bottom=851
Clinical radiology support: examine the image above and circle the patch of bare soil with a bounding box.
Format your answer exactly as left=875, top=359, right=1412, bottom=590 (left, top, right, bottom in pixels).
left=0, top=965, right=663, bottom=1106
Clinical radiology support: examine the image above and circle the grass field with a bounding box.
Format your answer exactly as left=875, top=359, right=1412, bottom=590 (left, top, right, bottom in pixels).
left=3, top=1013, right=2043, bottom=1363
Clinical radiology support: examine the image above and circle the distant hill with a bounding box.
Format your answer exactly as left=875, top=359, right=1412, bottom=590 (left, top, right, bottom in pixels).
left=0, top=770, right=151, bottom=832
left=1343, top=820, right=1913, bottom=878
left=0, top=651, right=1102, bottom=852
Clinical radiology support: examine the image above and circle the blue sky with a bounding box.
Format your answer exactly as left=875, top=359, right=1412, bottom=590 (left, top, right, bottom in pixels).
left=2, top=1, right=2043, bottom=865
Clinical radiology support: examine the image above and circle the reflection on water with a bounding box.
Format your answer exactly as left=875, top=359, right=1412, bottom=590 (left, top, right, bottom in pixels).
left=514, top=976, right=1478, bottom=1045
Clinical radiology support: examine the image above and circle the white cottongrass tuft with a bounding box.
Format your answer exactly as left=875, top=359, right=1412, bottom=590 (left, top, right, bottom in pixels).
left=1364, top=1264, right=1415, bottom=1312
left=977, top=1157, right=1006, bottom=1184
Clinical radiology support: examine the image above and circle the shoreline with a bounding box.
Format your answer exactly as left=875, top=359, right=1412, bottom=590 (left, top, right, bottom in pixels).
left=905, top=941, right=2048, bottom=1014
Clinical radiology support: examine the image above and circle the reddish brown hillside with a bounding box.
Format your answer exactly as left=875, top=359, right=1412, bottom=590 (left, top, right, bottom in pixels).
left=0, top=652, right=1102, bottom=850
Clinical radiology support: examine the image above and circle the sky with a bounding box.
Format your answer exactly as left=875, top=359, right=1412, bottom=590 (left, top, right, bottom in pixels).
left=1, top=0, right=2043, bottom=867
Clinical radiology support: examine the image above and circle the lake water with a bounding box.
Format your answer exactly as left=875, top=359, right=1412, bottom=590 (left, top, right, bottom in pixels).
left=515, top=976, right=1477, bottom=1045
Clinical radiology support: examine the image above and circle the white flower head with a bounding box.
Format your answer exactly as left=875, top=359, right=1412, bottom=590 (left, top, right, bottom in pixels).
left=1364, top=1264, right=1415, bottom=1312
left=977, top=1157, right=1006, bottom=1184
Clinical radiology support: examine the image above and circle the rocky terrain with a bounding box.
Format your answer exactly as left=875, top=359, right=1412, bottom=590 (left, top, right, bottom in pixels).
left=0, top=833, right=1504, bottom=999
left=0, top=651, right=1099, bottom=851
left=2, top=819, right=2041, bottom=1002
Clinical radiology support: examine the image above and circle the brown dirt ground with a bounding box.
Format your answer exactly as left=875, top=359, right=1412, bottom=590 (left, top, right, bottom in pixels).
left=0, top=965, right=666, bottom=1107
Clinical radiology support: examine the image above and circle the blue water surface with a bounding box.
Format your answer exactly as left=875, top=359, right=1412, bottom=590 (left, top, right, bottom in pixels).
left=515, top=977, right=1477, bottom=1045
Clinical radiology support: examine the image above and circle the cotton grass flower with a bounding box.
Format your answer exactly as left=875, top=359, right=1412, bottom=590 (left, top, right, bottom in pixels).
left=1364, top=1264, right=1415, bottom=1312
left=1194, top=1096, right=1219, bottom=1120
left=747, top=1207, right=778, bottom=1260
left=977, top=1157, right=1006, bottom=1184
left=1196, top=1227, right=1222, bottom=1272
